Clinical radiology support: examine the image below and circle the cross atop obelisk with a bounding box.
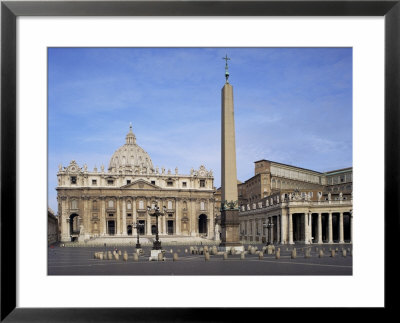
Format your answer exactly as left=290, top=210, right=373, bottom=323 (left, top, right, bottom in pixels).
left=222, top=54, right=230, bottom=83
left=220, top=55, right=243, bottom=251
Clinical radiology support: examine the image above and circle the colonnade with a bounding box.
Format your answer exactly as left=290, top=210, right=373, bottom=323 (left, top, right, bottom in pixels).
left=240, top=209, right=353, bottom=245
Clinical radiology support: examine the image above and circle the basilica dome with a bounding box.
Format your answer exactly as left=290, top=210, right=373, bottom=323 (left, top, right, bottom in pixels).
left=108, top=125, right=154, bottom=174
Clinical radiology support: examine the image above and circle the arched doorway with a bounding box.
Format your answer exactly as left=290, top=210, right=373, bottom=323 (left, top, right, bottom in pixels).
left=69, top=213, right=79, bottom=242
left=127, top=225, right=133, bottom=236
left=198, top=214, right=207, bottom=235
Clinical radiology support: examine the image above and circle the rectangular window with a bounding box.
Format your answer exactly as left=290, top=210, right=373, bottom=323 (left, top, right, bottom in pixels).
left=127, top=213, right=132, bottom=217
left=92, top=179, right=97, bottom=185
left=108, top=213, right=114, bottom=217
left=70, top=176, right=77, bottom=184
left=126, top=180, right=131, bottom=184
left=107, top=179, right=114, bottom=185
left=200, top=180, right=205, bottom=187
left=151, top=181, right=155, bottom=185
left=167, top=181, right=173, bottom=187
left=182, top=182, right=187, bottom=187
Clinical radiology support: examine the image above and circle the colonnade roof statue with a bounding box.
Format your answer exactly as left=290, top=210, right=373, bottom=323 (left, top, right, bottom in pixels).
left=108, top=123, right=154, bottom=173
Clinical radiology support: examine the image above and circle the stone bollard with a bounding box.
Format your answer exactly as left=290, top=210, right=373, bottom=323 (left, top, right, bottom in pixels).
left=103, top=252, right=107, bottom=260
left=240, top=252, right=245, bottom=260
left=108, top=251, right=113, bottom=260
left=330, top=250, right=335, bottom=257
left=342, top=249, right=347, bottom=257
left=212, top=246, right=218, bottom=255
left=133, top=253, right=139, bottom=262
left=271, top=245, right=275, bottom=253
left=267, top=246, right=273, bottom=255
left=319, top=249, right=324, bottom=258
left=275, top=248, right=281, bottom=259
left=99, top=253, right=103, bottom=260
left=123, top=251, right=128, bottom=261
left=249, top=247, right=255, bottom=255
left=114, top=253, right=119, bottom=260
left=173, top=253, right=179, bottom=261
left=205, top=252, right=210, bottom=261
left=304, top=248, right=311, bottom=258
left=158, top=252, right=164, bottom=261
left=118, top=250, right=122, bottom=256
left=223, top=252, right=228, bottom=260
left=204, top=246, right=209, bottom=253
left=94, top=252, right=98, bottom=259
left=258, top=251, right=264, bottom=260
left=291, top=248, right=297, bottom=259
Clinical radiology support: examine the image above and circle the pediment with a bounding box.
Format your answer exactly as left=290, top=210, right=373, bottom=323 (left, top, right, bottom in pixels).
left=123, top=179, right=159, bottom=190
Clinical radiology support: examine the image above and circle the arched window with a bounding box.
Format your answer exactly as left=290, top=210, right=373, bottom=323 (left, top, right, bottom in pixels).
left=200, top=201, right=205, bottom=210
left=127, top=201, right=132, bottom=210
left=71, top=199, right=78, bottom=209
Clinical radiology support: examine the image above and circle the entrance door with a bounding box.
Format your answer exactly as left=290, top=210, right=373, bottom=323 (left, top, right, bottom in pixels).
left=107, top=220, right=115, bottom=235
left=127, top=225, right=132, bottom=235
left=167, top=220, right=174, bottom=235
left=138, top=220, right=145, bottom=235
left=151, top=225, right=157, bottom=235
left=198, top=214, right=207, bottom=234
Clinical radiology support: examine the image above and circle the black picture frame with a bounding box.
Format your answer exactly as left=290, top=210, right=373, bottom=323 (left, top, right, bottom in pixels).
left=1, top=0, right=398, bottom=321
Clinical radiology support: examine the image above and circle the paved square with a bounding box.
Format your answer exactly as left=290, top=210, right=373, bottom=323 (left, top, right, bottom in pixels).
left=48, top=244, right=352, bottom=275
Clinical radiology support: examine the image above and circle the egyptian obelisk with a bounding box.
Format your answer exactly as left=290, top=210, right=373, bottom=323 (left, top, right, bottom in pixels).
left=220, top=55, right=243, bottom=251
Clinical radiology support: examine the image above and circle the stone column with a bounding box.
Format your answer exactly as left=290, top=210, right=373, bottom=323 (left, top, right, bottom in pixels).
left=175, top=199, right=181, bottom=235
left=277, top=215, right=281, bottom=243
left=60, top=197, right=70, bottom=242
left=280, top=210, right=287, bottom=244
left=132, top=198, right=137, bottom=236
left=146, top=199, right=151, bottom=235
left=83, top=197, right=90, bottom=239
left=208, top=200, right=214, bottom=239
left=350, top=211, right=353, bottom=243
left=328, top=212, right=333, bottom=243
left=339, top=212, right=344, bottom=243
left=303, top=213, right=308, bottom=244
left=122, top=198, right=127, bottom=236
left=190, top=199, right=196, bottom=236
left=101, top=198, right=106, bottom=236
left=116, top=198, right=121, bottom=235
left=309, top=212, right=312, bottom=244
left=270, top=218, right=274, bottom=243
left=288, top=212, right=294, bottom=244
left=317, top=213, right=323, bottom=244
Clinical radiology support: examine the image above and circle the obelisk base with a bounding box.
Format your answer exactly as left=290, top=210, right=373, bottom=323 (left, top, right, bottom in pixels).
left=219, top=209, right=244, bottom=253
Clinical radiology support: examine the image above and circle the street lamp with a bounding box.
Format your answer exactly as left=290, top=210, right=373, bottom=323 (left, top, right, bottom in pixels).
left=133, top=222, right=144, bottom=249
left=147, top=202, right=166, bottom=250
left=263, top=219, right=274, bottom=245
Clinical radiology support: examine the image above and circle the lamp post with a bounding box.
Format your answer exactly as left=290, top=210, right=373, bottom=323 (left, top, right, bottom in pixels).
left=263, top=219, right=274, bottom=245
left=147, top=202, right=166, bottom=250
left=134, top=222, right=144, bottom=249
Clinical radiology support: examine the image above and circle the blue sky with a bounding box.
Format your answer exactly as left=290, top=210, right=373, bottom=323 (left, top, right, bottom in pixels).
left=48, top=47, right=352, bottom=212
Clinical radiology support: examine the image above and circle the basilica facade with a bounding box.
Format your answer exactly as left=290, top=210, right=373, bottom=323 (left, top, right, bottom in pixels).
left=56, top=125, right=215, bottom=243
